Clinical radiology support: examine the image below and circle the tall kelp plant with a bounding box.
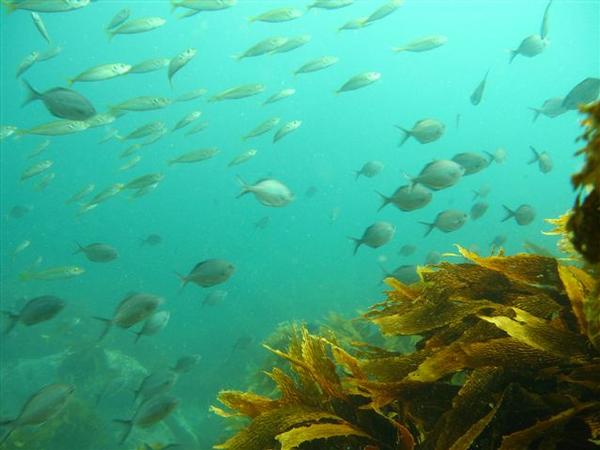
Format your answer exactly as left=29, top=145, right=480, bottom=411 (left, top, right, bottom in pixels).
left=212, top=104, right=600, bottom=449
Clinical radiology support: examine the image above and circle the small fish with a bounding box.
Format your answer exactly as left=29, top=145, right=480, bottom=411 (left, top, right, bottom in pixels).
left=80, top=183, right=124, bottom=212
left=106, top=8, right=131, bottom=30
left=129, top=57, right=171, bottom=74
left=540, top=0, right=553, bottom=40
left=335, top=71, right=381, bottom=94
left=17, top=119, right=89, bottom=136
left=168, top=48, right=197, bottom=86
left=305, top=186, right=318, bottom=198
left=111, top=96, right=171, bottom=112
left=175, top=88, right=208, bottom=102
left=140, top=234, right=162, bottom=246
left=528, top=146, right=553, bottom=173
left=254, top=216, right=270, bottom=229
left=396, top=118, right=445, bottom=146
left=272, top=35, right=311, bottom=53
left=171, top=354, right=201, bottom=373
left=425, top=251, right=441, bottom=265
left=350, top=221, right=396, bottom=255
left=68, top=63, right=131, bottom=86
left=95, top=292, right=163, bottom=340
left=393, top=35, right=447, bottom=53
left=234, top=36, right=288, bottom=60
left=177, top=259, right=235, bottom=288
left=398, top=244, right=416, bottom=257
left=168, top=147, right=219, bottom=165
left=21, top=160, right=53, bottom=181
left=470, top=202, right=489, bottom=220
left=202, top=290, right=227, bottom=307
left=273, top=120, right=302, bottom=143
left=65, top=183, right=95, bottom=204
left=27, top=139, right=50, bottom=159
left=22, top=79, right=97, bottom=120
left=470, top=69, right=489, bottom=106
left=0, top=384, right=74, bottom=445
left=1, top=125, right=18, bottom=140
left=37, top=45, right=62, bottom=62
left=119, top=121, right=166, bottom=140
left=124, top=173, right=164, bottom=190
left=562, top=78, right=600, bottom=110
left=34, top=172, right=55, bottom=191
left=16, top=51, right=39, bottom=78
left=107, top=17, right=166, bottom=40
left=3, top=0, right=89, bottom=14
left=133, top=310, right=170, bottom=343
left=19, top=266, right=85, bottom=282
left=8, top=205, right=33, bottom=219
left=263, top=88, right=295, bottom=105
left=184, top=121, right=209, bottom=136
left=2, top=295, right=65, bottom=334
left=354, top=161, right=383, bottom=180
left=377, top=184, right=432, bottom=212
left=12, top=240, right=31, bottom=259
left=209, top=83, right=265, bottom=102
left=118, top=156, right=141, bottom=171
left=502, top=204, right=536, bottom=226
left=74, top=242, right=118, bottom=263
left=294, top=56, right=339, bottom=75
left=509, top=34, right=547, bottom=63
left=249, top=7, right=303, bottom=23
left=411, top=159, right=464, bottom=190
left=486, top=147, right=507, bottom=164
left=85, top=112, right=121, bottom=128
left=31, top=12, right=51, bottom=43
left=242, top=117, right=280, bottom=140
left=337, top=17, right=367, bottom=32
left=228, top=149, right=257, bottom=167
left=490, top=234, right=507, bottom=248
left=528, top=97, right=567, bottom=122
left=381, top=264, right=419, bottom=284
left=172, top=111, right=202, bottom=132
left=456, top=113, right=461, bottom=129
left=171, top=0, right=236, bottom=12
left=236, top=177, right=294, bottom=207
left=308, top=0, right=353, bottom=9
left=362, top=0, right=403, bottom=26
left=420, top=210, right=468, bottom=236
left=451, top=152, right=491, bottom=175
left=120, top=143, right=142, bottom=158
left=115, top=396, right=179, bottom=444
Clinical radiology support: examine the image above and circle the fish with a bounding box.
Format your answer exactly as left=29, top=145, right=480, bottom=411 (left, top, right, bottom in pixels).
left=17, top=119, right=89, bottom=136
left=490, top=234, right=507, bottom=249
left=234, top=36, right=288, bottom=60
left=502, top=204, right=536, bottom=226
left=95, top=292, right=164, bottom=339
left=294, top=56, right=339, bottom=75
left=168, top=147, right=219, bottom=165
left=329, top=206, right=341, bottom=224
left=451, top=152, right=491, bottom=175
left=16, top=51, right=39, bottom=78
left=34, top=172, right=55, bottom=191
left=249, top=7, right=303, bottom=23
left=106, top=8, right=131, bottom=30
left=305, top=186, right=318, bottom=198
left=396, top=118, right=445, bottom=146
left=129, top=58, right=171, bottom=74
left=272, top=35, right=311, bottom=53
left=202, top=290, right=227, bottom=307
left=377, top=183, right=432, bottom=212
left=540, top=0, right=553, bottom=40
left=172, top=111, right=202, bottom=132
left=119, top=143, right=142, bottom=159
left=362, top=0, right=403, bottom=26
left=65, top=183, right=95, bottom=204
left=393, top=35, right=447, bottom=53
left=2, top=295, right=65, bottom=334
left=80, top=183, right=124, bottom=213
left=254, top=216, right=270, bottom=229
left=421, top=210, right=468, bottom=236
left=242, top=117, right=280, bottom=140
left=31, top=12, right=51, bottom=43
left=171, top=0, right=236, bottom=12
left=236, top=177, right=294, bottom=207
left=171, top=354, right=201, bottom=373
left=381, top=264, right=419, bottom=284
left=133, top=311, right=170, bottom=343
left=350, top=221, right=396, bottom=254
left=19, top=266, right=85, bottom=282
left=118, top=156, right=142, bottom=172
left=37, top=45, right=62, bottom=62
left=486, top=147, right=507, bottom=164
left=141, top=234, right=162, bottom=246
left=74, top=242, right=118, bottom=263
left=85, top=111, right=122, bottom=128
left=123, top=173, right=164, bottom=190
left=107, top=17, right=166, bottom=40
left=68, top=63, right=131, bottom=85
left=0, top=384, right=74, bottom=445
left=1, top=125, right=18, bottom=140
left=228, top=149, right=257, bottom=167
left=263, top=88, right=296, bottom=105
left=209, top=83, right=265, bottom=102
left=336, top=71, right=381, bottom=94
left=528, top=146, right=553, bottom=173
left=398, top=244, right=416, bottom=257
left=509, top=34, right=547, bottom=63
left=2, top=0, right=89, bottom=13
left=411, top=160, right=464, bottom=190
left=528, top=97, right=567, bottom=121
left=177, top=259, right=235, bottom=288
left=562, top=78, right=600, bottom=110
left=168, top=48, right=197, bottom=86
left=27, top=139, right=50, bottom=159
left=470, top=202, right=489, bottom=220
left=110, top=96, right=172, bottom=113
left=273, top=120, right=302, bottom=143
left=175, top=88, right=208, bottom=102
left=22, top=80, right=96, bottom=120
left=115, top=396, right=179, bottom=444
left=470, top=69, right=489, bottom=106
left=185, top=121, right=209, bottom=136
left=119, top=121, right=166, bottom=140
left=425, top=251, right=441, bottom=265
left=354, top=161, right=384, bottom=180
left=21, top=159, right=53, bottom=181
left=338, top=17, right=367, bottom=32
left=308, top=0, right=353, bottom=9
left=8, top=205, right=33, bottom=219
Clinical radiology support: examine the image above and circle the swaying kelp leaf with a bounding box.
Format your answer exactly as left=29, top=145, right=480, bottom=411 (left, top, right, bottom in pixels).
left=216, top=390, right=279, bottom=419
left=275, top=422, right=371, bottom=450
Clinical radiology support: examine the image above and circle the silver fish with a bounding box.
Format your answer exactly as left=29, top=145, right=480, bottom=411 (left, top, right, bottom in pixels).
left=234, top=36, right=288, bottom=60
left=336, top=71, right=381, bottom=94
left=95, top=292, right=164, bottom=339
left=129, top=58, right=171, bottom=74
left=351, top=221, right=396, bottom=254
left=172, top=111, right=202, bottom=131
left=451, top=152, right=491, bottom=175
left=412, top=160, right=464, bottom=190
left=528, top=146, right=553, bottom=173
left=168, top=48, right=197, bottom=86
left=354, top=161, right=383, bottom=180
left=470, top=69, right=489, bottom=106
left=396, top=118, right=445, bottom=145
left=228, top=149, right=257, bottom=167
left=562, top=78, right=600, bottom=110
left=236, top=177, right=294, bottom=207
left=106, top=8, right=131, bottom=30
left=363, top=0, right=403, bottom=26
left=16, top=51, right=39, bottom=78
left=209, top=83, right=265, bottom=102
left=528, top=97, right=566, bottom=121
left=502, top=204, right=536, bottom=226
left=177, top=259, right=235, bottom=288
left=273, top=120, right=302, bottom=143
left=393, top=34, right=447, bottom=53
left=133, top=311, right=170, bottom=343
left=111, top=96, right=171, bottom=112
left=31, top=12, right=51, bottom=43
left=249, top=7, right=303, bottom=23
left=116, top=396, right=178, bottom=444
left=294, top=56, right=339, bottom=75
left=421, top=210, right=468, bottom=236
left=171, top=354, right=201, bottom=373
left=509, top=34, right=547, bottom=63
left=242, top=117, right=280, bottom=140
left=168, top=147, right=219, bottom=165
left=272, top=35, right=311, bottom=53
left=22, top=80, right=96, bottom=120
left=2, top=295, right=65, bottom=334
left=107, top=17, right=166, bottom=40
left=74, top=242, right=118, bottom=263
left=263, top=88, right=295, bottom=105
left=470, top=202, right=489, bottom=220
left=377, top=184, right=431, bottom=212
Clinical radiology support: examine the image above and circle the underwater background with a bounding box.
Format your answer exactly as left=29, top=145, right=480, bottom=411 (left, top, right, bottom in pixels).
left=0, top=0, right=599, bottom=448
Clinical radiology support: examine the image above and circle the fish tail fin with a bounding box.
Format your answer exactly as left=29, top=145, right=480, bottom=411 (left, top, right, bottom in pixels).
left=348, top=237, right=362, bottom=255
left=353, top=170, right=361, bottom=181
left=528, top=146, right=540, bottom=164
left=21, top=79, right=41, bottom=107
left=1, top=0, right=16, bottom=14
left=66, top=78, right=75, bottom=87
left=472, top=189, right=481, bottom=201
left=93, top=317, right=113, bottom=341
left=133, top=331, right=142, bottom=344
left=231, top=54, right=243, bottom=61
left=247, top=16, right=257, bottom=24
left=375, top=191, right=390, bottom=212
left=114, top=419, right=134, bottom=444
left=106, top=29, right=115, bottom=42
left=395, top=125, right=411, bottom=146
left=508, top=49, right=518, bottom=63
left=419, top=222, right=435, bottom=237
left=170, top=0, right=180, bottom=12
left=501, top=205, right=515, bottom=222
left=1, top=311, right=19, bottom=335
left=483, top=151, right=496, bottom=163
left=174, top=271, right=188, bottom=291
left=392, top=47, right=405, bottom=53
left=235, top=176, right=251, bottom=198
left=528, top=107, right=541, bottom=122
left=73, top=241, right=84, bottom=255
